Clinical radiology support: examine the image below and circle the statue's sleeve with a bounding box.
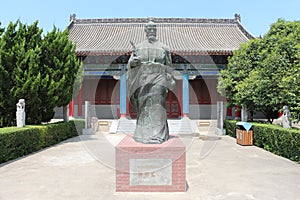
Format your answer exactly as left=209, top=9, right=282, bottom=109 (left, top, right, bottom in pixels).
left=127, top=53, right=134, bottom=69
left=165, top=49, right=172, bottom=67
left=163, top=46, right=175, bottom=90
left=128, top=50, right=141, bottom=69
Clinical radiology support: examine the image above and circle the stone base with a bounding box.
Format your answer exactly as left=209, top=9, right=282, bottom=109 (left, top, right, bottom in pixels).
left=116, top=135, right=186, bottom=192
left=82, top=128, right=94, bottom=134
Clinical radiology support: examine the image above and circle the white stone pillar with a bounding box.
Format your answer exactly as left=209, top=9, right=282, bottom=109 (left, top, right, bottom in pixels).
left=83, top=101, right=93, bottom=134
left=217, top=101, right=225, bottom=135
left=241, top=105, right=248, bottom=122
left=16, top=99, right=25, bottom=127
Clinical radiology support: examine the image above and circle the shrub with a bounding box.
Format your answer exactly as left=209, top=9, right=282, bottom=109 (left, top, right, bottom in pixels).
left=224, top=120, right=300, bottom=163
left=0, top=120, right=84, bottom=164
left=0, top=128, right=41, bottom=163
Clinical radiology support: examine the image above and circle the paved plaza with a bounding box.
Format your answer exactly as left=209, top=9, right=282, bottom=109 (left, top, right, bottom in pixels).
left=1, top=128, right=300, bottom=200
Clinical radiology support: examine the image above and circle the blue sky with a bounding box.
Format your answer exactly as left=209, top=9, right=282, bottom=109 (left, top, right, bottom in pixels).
left=0, top=0, right=299, bottom=37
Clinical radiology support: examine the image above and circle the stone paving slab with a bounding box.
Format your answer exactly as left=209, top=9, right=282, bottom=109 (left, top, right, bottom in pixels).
left=0, top=132, right=300, bottom=200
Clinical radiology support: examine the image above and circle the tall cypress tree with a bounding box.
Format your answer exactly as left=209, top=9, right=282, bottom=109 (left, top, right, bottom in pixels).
left=0, top=21, right=81, bottom=127
left=41, top=27, right=82, bottom=122
left=0, top=22, right=3, bottom=35
left=12, top=21, right=43, bottom=124
left=0, top=21, right=22, bottom=126
left=0, top=21, right=44, bottom=125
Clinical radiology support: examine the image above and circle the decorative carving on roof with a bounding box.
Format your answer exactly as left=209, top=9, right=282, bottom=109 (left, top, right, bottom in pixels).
left=234, top=13, right=241, bottom=22
left=70, top=13, right=76, bottom=22
left=73, top=17, right=240, bottom=25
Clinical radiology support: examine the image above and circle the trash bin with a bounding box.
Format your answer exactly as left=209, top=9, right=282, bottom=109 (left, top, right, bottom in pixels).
left=236, top=122, right=253, bottom=146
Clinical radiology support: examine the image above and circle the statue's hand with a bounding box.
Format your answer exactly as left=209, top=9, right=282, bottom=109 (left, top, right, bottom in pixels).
left=130, top=56, right=141, bottom=67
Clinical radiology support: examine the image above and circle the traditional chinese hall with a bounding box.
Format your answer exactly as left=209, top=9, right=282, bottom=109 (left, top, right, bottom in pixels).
left=67, top=14, right=253, bottom=120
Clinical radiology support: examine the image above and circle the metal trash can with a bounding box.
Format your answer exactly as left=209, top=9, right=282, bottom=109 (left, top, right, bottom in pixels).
left=236, top=122, right=253, bottom=146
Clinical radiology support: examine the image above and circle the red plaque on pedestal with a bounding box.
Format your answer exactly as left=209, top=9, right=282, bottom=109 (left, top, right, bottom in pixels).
left=115, top=135, right=186, bottom=192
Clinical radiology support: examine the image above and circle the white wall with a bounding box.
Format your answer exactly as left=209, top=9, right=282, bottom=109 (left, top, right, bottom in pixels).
left=189, top=104, right=226, bottom=119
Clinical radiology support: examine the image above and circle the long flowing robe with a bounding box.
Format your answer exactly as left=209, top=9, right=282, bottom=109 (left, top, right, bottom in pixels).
left=127, top=39, right=175, bottom=144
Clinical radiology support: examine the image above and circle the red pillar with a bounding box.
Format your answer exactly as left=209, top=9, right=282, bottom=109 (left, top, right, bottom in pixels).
left=235, top=106, right=241, bottom=120
left=278, top=102, right=284, bottom=117
left=227, top=107, right=232, bottom=118
left=77, top=87, right=83, bottom=116
left=178, top=80, right=183, bottom=117
left=226, top=99, right=232, bottom=119
left=69, top=100, right=74, bottom=117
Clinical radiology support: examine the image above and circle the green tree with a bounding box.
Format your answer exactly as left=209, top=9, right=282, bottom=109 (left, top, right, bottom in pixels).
left=0, top=21, right=31, bottom=126
left=40, top=27, right=82, bottom=122
left=0, top=22, right=4, bottom=35
left=217, top=39, right=261, bottom=119
left=0, top=21, right=82, bottom=127
left=11, top=21, right=44, bottom=124
left=273, top=19, right=300, bottom=122
left=218, top=19, right=300, bottom=123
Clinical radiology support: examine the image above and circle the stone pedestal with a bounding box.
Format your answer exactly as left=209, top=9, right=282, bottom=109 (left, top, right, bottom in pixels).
left=116, top=135, right=186, bottom=192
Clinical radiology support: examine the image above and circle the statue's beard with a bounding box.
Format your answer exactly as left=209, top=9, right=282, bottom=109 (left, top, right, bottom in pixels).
left=148, top=35, right=156, bottom=43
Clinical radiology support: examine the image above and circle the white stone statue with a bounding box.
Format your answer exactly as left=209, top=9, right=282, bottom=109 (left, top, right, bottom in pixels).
left=16, top=99, right=26, bottom=127
left=282, top=105, right=291, bottom=128
left=241, top=105, right=248, bottom=122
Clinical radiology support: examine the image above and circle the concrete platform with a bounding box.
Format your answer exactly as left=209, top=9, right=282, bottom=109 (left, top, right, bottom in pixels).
left=1, top=131, right=300, bottom=200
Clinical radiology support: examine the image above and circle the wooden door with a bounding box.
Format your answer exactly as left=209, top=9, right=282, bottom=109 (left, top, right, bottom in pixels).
left=129, top=90, right=181, bottom=119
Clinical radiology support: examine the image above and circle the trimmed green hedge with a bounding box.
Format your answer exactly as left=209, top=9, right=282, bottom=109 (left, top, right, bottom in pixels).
left=225, top=120, right=300, bottom=163
left=0, top=120, right=84, bottom=164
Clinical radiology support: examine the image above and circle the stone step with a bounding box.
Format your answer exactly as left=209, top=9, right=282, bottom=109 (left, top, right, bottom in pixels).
left=116, top=119, right=136, bottom=133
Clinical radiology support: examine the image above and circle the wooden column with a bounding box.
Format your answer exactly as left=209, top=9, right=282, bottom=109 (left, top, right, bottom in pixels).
left=177, top=80, right=183, bottom=117
left=182, top=73, right=189, bottom=117
left=234, top=105, right=241, bottom=120
left=77, top=87, right=83, bottom=116
left=119, top=64, right=127, bottom=118
left=69, top=100, right=74, bottom=117
left=226, top=99, right=232, bottom=119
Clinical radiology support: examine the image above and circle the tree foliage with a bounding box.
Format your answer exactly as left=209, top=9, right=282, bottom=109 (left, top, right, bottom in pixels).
left=0, top=23, right=4, bottom=35
left=40, top=27, right=82, bottom=121
left=0, top=20, right=82, bottom=127
left=218, top=19, right=300, bottom=123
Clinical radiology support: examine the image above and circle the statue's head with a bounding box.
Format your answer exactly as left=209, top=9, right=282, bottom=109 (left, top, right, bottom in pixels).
left=19, top=99, right=25, bottom=106
left=145, top=19, right=157, bottom=42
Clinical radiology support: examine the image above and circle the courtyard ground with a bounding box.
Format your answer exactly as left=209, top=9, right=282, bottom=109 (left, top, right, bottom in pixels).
left=0, top=128, right=300, bottom=200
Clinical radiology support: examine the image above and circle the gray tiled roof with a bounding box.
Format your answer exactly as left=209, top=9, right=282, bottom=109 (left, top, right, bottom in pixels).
left=68, top=16, right=254, bottom=56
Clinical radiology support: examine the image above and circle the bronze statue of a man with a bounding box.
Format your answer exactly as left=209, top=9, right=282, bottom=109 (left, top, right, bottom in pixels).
left=127, top=20, right=175, bottom=144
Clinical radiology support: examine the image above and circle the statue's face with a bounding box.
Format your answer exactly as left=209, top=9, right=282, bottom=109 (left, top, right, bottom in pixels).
left=145, top=26, right=157, bottom=42
left=19, top=99, right=25, bottom=106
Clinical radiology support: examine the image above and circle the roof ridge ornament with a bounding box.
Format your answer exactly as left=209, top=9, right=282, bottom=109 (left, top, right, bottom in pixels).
left=145, top=18, right=156, bottom=27
left=234, top=13, right=241, bottom=22
left=147, top=16, right=154, bottom=21
left=70, top=13, right=76, bottom=22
